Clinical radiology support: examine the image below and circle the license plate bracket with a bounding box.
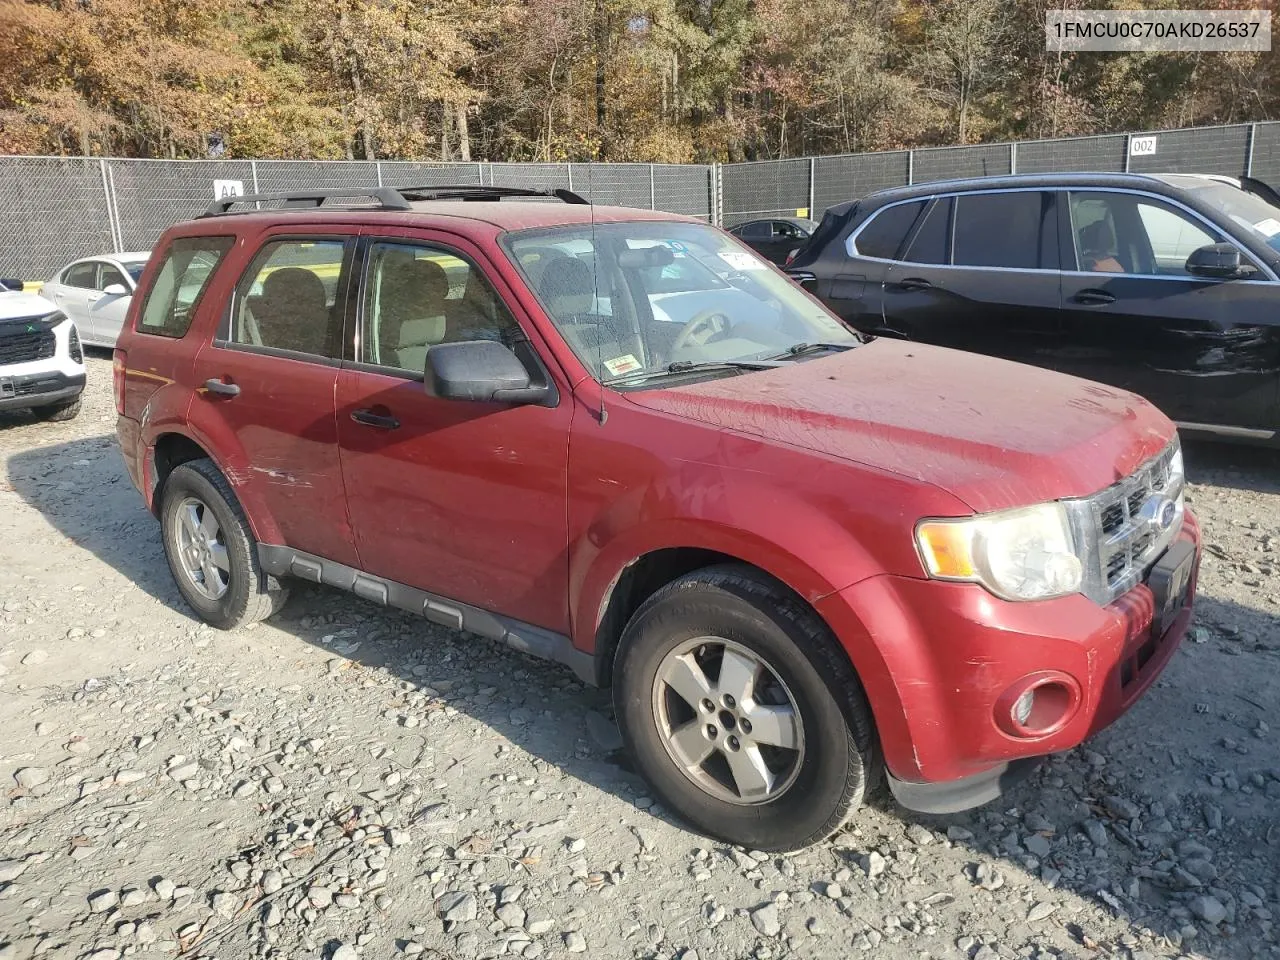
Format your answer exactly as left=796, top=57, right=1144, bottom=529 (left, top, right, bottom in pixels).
left=1148, top=540, right=1195, bottom=638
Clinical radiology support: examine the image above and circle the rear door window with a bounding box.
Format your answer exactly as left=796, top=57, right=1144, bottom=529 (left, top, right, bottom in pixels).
left=231, top=239, right=350, bottom=359
left=953, top=192, right=1055, bottom=269
left=138, top=237, right=234, bottom=338
left=853, top=201, right=925, bottom=259
left=64, top=262, right=99, bottom=288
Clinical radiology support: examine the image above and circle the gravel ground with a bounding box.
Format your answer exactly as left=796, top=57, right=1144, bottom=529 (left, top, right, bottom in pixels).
left=1, top=352, right=1279, bottom=960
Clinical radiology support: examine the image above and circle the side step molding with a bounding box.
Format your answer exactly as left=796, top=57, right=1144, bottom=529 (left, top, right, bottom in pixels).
left=258, top=544, right=596, bottom=686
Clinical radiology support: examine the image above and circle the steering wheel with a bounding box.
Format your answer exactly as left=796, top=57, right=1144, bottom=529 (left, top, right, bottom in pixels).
left=671, top=307, right=731, bottom=353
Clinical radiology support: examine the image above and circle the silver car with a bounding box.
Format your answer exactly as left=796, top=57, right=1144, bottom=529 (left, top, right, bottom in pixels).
left=42, top=252, right=150, bottom=347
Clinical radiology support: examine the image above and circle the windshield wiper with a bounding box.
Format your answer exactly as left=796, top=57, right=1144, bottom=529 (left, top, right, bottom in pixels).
left=768, top=341, right=857, bottom=360
left=606, top=358, right=779, bottom=386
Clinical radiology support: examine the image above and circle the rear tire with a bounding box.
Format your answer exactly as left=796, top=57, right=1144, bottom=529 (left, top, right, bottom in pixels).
left=37, top=397, right=81, bottom=421
left=159, top=459, right=288, bottom=629
left=613, top=564, right=879, bottom=851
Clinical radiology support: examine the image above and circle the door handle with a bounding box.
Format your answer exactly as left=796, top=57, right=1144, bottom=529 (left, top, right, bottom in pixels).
left=203, top=378, right=240, bottom=398
left=898, top=277, right=933, bottom=291
left=87, top=293, right=103, bottom=302
left=351, top=408, right=400, bottom=430
left=1072, top=290, right=1116, bottom=305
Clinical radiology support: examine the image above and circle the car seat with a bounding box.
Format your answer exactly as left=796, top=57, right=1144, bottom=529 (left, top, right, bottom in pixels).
left=377, top=258, right=449, bottom=372
left=538, top=257, right=643, bottom=373
left=250, top=267, right=330, bottom=355
left=1079, top=220, right=1126, bottom=274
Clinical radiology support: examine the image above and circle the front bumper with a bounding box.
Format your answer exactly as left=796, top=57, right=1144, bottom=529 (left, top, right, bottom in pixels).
left=0, top=370, right=85, bottom=410
left=817, top=510, right=1201, bottom=805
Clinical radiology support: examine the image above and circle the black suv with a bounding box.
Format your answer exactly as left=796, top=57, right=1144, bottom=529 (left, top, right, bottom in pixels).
left=788, top=173, right=1280, bottom=444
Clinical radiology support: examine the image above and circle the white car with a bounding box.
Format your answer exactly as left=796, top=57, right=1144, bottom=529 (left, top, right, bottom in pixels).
left=0, top=284, right=85, bottom=421
left=41, top=252, right=150, bottom=347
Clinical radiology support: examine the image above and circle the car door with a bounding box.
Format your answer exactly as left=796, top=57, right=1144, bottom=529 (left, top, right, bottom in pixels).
left=336, top=232, right=572, bottom=634
left=191, top=231, right=360, bottom=568
left=757, top=221, right=797, bottom=264
left=49, top=261, right=99, bottom=339
left=89, top=262, right=133, bottom=346
left=733, top=221, right=772, bottom=259
left=816, top=200, right=926, bottom=331
left=880, top=190, right=1063, bottom=367
left=1057, top=189, right=1280, bottom=433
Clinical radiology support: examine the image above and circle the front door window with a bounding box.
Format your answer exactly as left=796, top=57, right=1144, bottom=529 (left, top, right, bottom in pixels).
left=1067, top=192, right=1222, bottom=277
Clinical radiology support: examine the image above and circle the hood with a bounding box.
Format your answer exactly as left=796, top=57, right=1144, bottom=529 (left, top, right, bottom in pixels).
left=624, top=340, right=1174, bottom=514
left=0, top=290, right=59, bottom=323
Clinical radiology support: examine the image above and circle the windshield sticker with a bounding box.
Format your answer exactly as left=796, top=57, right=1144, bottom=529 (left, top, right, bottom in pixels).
left=603, top=354, right=642, bottom=376
left=1253, top=217, right=1280, bottom=238
left=719, top=250, right=766, bottom=271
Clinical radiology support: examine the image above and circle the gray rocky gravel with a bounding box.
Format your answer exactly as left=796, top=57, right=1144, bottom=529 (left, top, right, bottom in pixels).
left=2, top=355, right=1279, bottom=959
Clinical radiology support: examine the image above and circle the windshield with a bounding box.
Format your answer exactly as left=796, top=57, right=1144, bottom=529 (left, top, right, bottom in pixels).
left=504, top=220, right=856, bottom=384
left=1177, top=180, right=1280, bottom=253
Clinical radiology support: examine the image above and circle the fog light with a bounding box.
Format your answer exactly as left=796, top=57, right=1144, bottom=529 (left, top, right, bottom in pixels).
left=995, top=674, right=1081, bottom=739
left=1013, top=689, right=1035, bottom=727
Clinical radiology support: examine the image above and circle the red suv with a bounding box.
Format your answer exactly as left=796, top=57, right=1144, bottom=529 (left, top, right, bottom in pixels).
left=114, top=185, right=1201, bottom=850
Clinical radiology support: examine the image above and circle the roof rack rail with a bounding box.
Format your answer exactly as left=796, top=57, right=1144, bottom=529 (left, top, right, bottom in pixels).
left=201, top=184, right=589, bottom=218
left=202, top=187, right=413, bottom=217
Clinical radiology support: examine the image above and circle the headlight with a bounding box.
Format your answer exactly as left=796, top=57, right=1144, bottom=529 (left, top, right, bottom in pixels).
left=916, top=502, right=1083, bottom=602
left=1168, top=441, right=1184, bottom=487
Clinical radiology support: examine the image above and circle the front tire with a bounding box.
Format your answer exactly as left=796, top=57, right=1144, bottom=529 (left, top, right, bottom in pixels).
left=614, top=564, right=878, bottom=851
left=159, top=459, right=287, bottom=629
left=37, top=397, right=81, bottom=421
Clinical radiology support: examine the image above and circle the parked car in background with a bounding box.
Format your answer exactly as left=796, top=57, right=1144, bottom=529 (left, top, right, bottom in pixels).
left=116, top=185, right=1198, bottom=850
left=727, top=217, right=816, bottom=264
left=788, top=172, right=1280, bottom=445
left=42, top=252, right=150, bottom=347
left=0, top=286, right=85, bottom=421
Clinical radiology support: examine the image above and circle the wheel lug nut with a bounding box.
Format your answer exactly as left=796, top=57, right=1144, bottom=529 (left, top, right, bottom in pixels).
left=701, top=698, right=714, bottom=712
left=740, top=719, right=752, bottom=734
left=723, top=695, right=735, bottom=708
left=706, top=724, right=717, bottom=739
left=727, top=736, right=740, bottom=751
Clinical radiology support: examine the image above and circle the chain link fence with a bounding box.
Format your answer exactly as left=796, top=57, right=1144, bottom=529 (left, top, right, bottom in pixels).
left=2, top=121, right=1278, bottom=278
left=722, top=120, right=1280, bottom=226
left=0, top=159, right=713, bottom=279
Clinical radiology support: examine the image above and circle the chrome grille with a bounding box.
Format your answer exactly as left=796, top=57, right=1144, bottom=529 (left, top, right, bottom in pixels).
left=1064, top=441, right=1184, bottom=605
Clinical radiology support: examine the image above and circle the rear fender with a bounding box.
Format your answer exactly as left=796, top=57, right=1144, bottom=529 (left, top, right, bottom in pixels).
left=148, top=407, right=281, bottom=545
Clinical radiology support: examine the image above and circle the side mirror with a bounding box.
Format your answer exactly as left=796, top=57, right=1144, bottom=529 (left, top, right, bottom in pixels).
left=425, top=340, right=549, bottom=404
left=1185, top=243, right=1255, bottom=279
left=102, top=283, right=128, bottom=297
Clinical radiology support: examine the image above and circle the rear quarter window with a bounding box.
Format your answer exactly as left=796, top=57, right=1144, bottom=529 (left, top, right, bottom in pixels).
left=138, top=237, right=234, bottom=338
left=853, top=201, right=925, bottom=259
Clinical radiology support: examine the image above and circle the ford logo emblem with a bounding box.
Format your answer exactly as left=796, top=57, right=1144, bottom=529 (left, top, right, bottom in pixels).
left=1138, top=495, right=1177, bottom=530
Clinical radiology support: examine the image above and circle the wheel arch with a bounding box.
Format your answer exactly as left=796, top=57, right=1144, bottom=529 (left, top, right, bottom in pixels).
left=145, top=424, right=280, bottom=544
left=588, top=546, right=849, bottom=690
left=150, top=432, right=211, bottom=515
